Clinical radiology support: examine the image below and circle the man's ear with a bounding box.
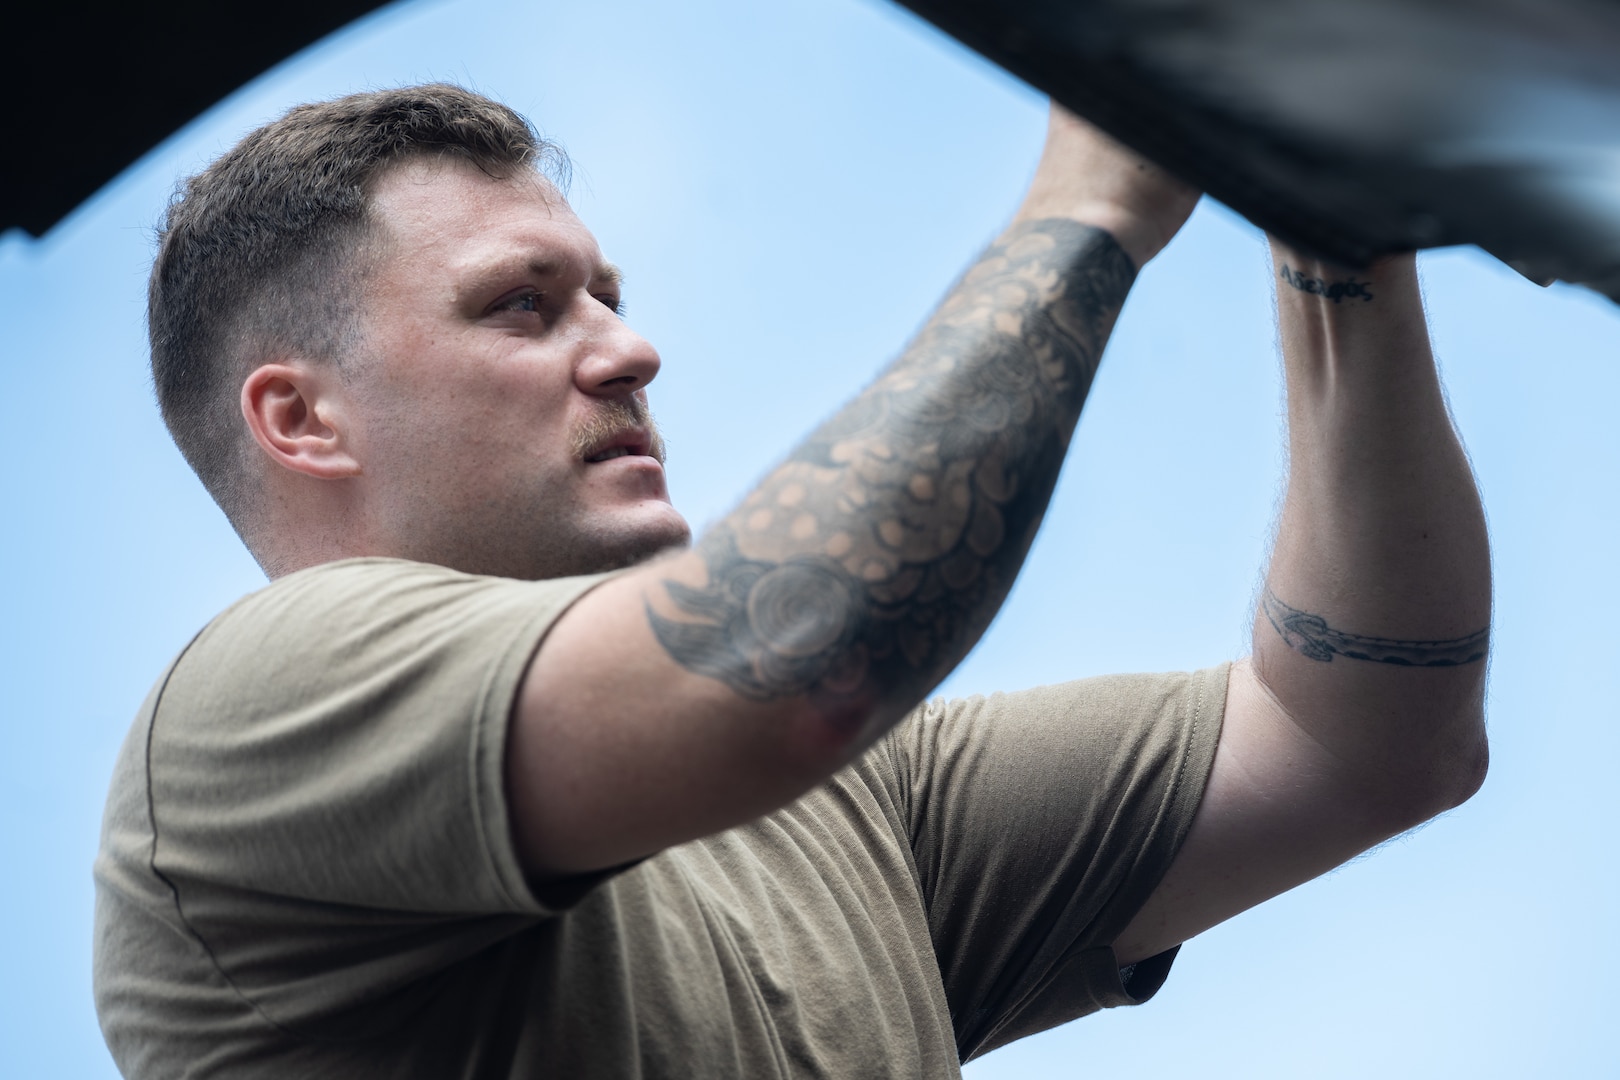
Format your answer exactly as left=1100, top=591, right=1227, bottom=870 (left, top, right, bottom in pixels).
left=241, top=363, right=362, bottom=480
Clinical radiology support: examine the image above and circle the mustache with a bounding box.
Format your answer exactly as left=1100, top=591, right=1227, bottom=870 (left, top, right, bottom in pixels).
left=569, top=397, right=667, bottom=465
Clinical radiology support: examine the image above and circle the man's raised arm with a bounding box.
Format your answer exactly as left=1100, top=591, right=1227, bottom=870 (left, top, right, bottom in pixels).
left=1113, top=244, right=1492, bottom=964
left=507, top=111, right=1199, bottom=878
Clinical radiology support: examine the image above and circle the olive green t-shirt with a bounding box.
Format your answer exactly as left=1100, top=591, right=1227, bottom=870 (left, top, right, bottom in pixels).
left=94, top=558, right=1225, bottom=1079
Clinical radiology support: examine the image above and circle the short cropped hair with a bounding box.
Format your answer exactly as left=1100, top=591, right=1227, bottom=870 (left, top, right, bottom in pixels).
left=148, top=83, right=566, bottom=537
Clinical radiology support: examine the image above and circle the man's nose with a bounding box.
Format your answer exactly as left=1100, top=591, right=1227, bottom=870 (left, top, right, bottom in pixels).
left=573, top=301, right=662, bottom=396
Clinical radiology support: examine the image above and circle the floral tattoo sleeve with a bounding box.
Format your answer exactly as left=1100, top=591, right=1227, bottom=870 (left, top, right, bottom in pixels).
left=650, top=220, right=1136, bottom=713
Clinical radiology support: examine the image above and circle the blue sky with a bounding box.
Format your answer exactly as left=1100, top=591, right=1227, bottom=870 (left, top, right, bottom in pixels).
left=3, top=1, right=1617, bottom=1075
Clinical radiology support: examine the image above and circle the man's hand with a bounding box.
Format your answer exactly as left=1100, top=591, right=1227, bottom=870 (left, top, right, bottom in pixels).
left=1015, top=106, right=1200, bottom=269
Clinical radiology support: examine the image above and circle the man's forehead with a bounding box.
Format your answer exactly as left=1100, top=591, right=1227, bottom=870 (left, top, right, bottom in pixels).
left=368, top=156, right=614, bottom=282
left=372, top=155, right=563, bottom=208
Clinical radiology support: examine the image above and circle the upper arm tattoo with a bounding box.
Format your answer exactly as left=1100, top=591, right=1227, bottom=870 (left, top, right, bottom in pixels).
left=1262, top=589, right=1489, bottom=667
left=650, top=220, right=1136, bottom=710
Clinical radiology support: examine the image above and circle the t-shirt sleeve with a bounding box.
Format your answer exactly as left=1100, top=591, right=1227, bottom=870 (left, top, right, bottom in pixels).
left=143, top=558, right=615, bottom=1031
left=880, top=665, right=1227, bottom=1061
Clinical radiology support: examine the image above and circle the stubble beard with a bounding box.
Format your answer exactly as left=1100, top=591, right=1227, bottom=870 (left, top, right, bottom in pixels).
left=546, top=396, right=686, bottom=576
left=398, top=397, right=687, bottom=581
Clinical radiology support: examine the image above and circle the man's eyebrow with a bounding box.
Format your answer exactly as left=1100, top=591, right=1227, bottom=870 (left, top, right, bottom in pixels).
left=515, top=258, right=622, bottom=286
left=458, top=258, right=624, bottom=301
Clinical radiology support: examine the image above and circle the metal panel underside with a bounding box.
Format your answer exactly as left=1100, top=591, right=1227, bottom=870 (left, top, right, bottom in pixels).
left=893, top=0, right=1620, bottom=302
left=6, top=0, right=393, bottom=238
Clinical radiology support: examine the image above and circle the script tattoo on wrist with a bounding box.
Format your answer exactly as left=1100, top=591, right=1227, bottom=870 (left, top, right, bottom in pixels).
left=1279, top=263, right=1374, bottom=304
left=650, top=220, right=1135, bottom=710
left=1262, top=589, right=1488, bottom=667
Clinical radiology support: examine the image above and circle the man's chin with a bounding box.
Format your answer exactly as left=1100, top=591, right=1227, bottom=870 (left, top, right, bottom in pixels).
left=573, top=509, right=692, bottom=575
left=442, top=501, right=693, bottom=581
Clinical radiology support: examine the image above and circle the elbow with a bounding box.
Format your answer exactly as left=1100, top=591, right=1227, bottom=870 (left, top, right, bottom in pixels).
left=1432, top=681, right=1491, bottom=813
left=785, top=694, right=888, bottom=774
left=1382, top=705, right=1490, bottom=831
left=1437, top=720, right=1489, bottom=812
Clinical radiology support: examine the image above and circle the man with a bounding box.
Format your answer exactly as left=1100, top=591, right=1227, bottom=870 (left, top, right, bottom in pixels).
left=94, top=84, right=1490, bottom=1077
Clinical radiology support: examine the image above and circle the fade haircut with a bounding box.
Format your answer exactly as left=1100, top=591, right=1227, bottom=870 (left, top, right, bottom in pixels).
left=148, top=83, right=566, bottom=538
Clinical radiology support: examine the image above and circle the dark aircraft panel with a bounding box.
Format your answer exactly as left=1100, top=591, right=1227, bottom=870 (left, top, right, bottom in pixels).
left=5, top=0, right=392, bottom=238
left=894, top=0, right=1620, bottom=302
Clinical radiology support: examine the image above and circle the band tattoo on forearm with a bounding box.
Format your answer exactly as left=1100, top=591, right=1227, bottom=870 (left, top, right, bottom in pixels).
left=1262, top=589, right=1488, bottom=667
left=1278, top=264, right=1373, bottom=304
left=650, top=220, right=1136, bottom=709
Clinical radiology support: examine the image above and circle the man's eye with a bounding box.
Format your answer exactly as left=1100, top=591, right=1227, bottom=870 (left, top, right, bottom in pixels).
left=598, top=294, right=627, bottom=318
left=496, top=291, right=543, bottom=314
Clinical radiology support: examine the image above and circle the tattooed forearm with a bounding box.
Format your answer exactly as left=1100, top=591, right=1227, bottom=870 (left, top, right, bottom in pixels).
left=651, top=219, right=1136, bottom=709
left=1279, top=263, right=1373, bottom=304
left=1262, top=589, right=1488, bottom=666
